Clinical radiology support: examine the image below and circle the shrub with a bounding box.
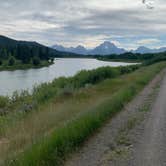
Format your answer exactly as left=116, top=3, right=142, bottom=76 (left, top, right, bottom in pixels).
left=0, top=96, right=9, bottom=108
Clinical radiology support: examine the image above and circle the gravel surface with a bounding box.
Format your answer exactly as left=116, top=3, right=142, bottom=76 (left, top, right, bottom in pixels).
left=65, top=69, right=166, bottom=166
left=129, top=69, right=166, bottom=166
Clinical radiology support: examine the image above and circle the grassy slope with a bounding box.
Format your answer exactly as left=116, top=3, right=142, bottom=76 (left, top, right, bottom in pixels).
left=0, top=62, right=165, bottom=165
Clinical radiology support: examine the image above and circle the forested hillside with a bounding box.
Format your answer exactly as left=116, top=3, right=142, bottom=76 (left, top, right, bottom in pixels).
left=0, top=35, right=75, bottom=69
left=96, top=51, right=166, bottom=64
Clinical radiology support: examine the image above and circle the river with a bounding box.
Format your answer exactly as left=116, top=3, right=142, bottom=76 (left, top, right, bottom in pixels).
left=0, top=58, right=138, bottom=96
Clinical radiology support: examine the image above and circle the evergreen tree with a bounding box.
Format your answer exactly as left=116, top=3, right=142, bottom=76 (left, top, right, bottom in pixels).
left=0, top=59, right=2, bottom=66
left=8, top=56, right=15, bottom=66
left=32, top=56, right=40, bottom=66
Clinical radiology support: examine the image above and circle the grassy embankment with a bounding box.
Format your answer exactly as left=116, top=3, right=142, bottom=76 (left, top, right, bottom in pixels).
left=0, top=62, right=165, bottom=165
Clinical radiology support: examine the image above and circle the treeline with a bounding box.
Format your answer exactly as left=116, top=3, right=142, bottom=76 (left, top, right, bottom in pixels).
left=0, top=35, right=77, bottom=67
left=95, top=51, right=166, bottom=63
left=0, top=42, right=56, bottom=66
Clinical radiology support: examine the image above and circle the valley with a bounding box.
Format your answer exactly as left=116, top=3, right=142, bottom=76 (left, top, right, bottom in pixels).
left=0, top=61, right=165, bottom=165
left=0, top=35, right=166, bottom=166
left=1, top=0, right=166, bottom=165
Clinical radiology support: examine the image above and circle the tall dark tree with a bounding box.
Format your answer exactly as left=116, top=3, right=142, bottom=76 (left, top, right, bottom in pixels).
left=32, top=56, right=40, bottom=66
left=8, top=56, right=15, bottom=66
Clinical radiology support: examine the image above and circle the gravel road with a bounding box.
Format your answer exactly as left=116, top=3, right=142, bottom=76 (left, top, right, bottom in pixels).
left=130, top=69, right=166, bottom=166
left=65, top=69, right=166, bottom=166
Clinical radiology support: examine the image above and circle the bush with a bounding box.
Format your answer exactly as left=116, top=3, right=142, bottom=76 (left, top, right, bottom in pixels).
left=118, top=65, right=139, bottom=75
left=33, top=83, right=58, bottom=103
left=0, top=96, right=9, bottom=108
left=143, top=54, right=166, bottom=66
left=71, top=67, right=120, bottom=88
left=33, top=65, right=139, bottom=103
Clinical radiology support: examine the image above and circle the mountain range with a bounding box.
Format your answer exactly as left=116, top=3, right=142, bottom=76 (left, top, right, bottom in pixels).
left=52, top=41, right=166, bottom=55
left=52, top=41, right=126, bottom=55
left=133, top=46, right=166, bottom=54
left=0, top=36, right=165, bottom=57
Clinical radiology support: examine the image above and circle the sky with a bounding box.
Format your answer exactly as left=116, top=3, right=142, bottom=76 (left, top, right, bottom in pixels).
left=0, top=0, right=166, bottom=49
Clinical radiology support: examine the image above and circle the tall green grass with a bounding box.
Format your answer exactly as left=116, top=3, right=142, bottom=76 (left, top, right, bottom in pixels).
left=7, top=62, right=166, bottom=166
left=32, top=65, right=139, bottom=103
left=0, top=64, right=141, bottom=166
left=0, top=65, right=140, bottom=114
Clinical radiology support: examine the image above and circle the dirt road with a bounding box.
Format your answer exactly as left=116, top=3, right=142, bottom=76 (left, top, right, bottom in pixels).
left=65, top=69, right=166, bottom=166
left=130, top=70, right=166, bottom=166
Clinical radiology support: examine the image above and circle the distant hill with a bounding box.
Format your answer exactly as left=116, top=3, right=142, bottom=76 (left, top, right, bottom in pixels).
left=0, top=35, right=76, bottom=63
left=0, top=35, right=50, bottom=50
left=52, top=44, right=88, bottom=55
left=133, top=46, right=166, bottom=54
left=52, top=41, right=166, bottom=55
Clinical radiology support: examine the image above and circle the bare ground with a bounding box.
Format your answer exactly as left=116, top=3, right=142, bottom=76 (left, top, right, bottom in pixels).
left=65, top=68, right=166, bottom=166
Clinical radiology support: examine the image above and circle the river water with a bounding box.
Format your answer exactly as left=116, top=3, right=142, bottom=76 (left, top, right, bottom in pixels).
left=0, top=58, right=137, bottom=96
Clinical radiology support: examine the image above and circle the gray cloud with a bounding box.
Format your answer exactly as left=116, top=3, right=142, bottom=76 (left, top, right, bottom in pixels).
left=0, top=0, right=165, bottom=48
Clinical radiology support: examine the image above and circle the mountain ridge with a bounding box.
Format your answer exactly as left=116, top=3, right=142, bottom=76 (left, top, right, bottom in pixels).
left=0, top=35, right=78, bottom=58
left=52, top=41, right=166, bottom=55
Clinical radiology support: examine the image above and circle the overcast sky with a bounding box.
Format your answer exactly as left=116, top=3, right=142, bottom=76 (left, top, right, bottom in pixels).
left=0, top=0, right=165, bottom=49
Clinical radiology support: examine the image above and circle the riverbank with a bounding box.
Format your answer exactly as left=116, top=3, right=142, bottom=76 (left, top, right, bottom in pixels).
left=0, top=64, right=140, bottom=115
left=97, top=57, right=141, bottom=63
left=0, top=62, right=165, bottom=165
left=0, top=60, right=53, bottom=71
left=0, top=58, right=138, bottom=96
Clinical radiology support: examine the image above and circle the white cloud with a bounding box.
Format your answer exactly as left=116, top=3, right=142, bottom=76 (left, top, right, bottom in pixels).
left=0, top=0, right=165, bottom=48
left=137, top=38, right=160, bottom=45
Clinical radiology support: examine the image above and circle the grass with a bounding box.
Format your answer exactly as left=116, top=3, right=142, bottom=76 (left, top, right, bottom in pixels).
left=0, top=62, right=165, bottom=166
left=13, top=87, right=139, bottom=166
left=0, top=65, right=140, bottom=116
